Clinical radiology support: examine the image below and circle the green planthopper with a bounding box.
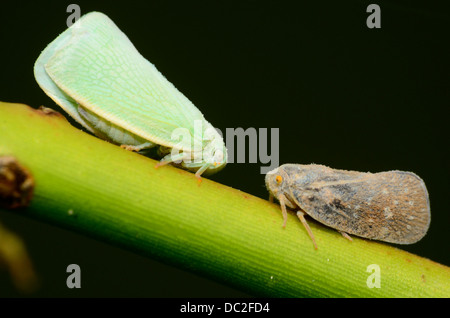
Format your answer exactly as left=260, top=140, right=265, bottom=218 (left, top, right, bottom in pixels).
left=34, top=12, right=227, bottom=180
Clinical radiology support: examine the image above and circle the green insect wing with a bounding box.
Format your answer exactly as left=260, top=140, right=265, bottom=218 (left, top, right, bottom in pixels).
left=34, top=11, right=227, bottom=177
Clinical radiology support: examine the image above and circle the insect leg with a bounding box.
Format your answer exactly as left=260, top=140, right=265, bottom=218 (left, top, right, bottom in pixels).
left=194, top=163, right=211, bottom=182
left=120, top=143, right=153, bottom=152
left=155, top=153, right=188, bottom=168
left=339, top=231, right=353, bottom=242
left=296, top=211, right=318, bottom=250
left=277, top=194, right=289, bottom=228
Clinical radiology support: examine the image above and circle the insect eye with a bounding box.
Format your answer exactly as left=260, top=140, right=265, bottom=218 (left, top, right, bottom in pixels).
left=213, top=149, right=223, bottom=161
left=275, top=175, right=283, bottom=184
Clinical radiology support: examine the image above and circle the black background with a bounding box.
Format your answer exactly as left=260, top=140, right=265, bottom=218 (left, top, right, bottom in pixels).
left=0, top=0, right=449, bottom=297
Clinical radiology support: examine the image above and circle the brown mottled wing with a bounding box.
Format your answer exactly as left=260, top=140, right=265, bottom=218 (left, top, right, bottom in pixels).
left=289, top=170, right=430, bottom=244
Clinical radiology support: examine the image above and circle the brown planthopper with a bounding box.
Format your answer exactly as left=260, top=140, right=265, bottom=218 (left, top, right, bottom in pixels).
left=265, top=164, right=431, bottom=249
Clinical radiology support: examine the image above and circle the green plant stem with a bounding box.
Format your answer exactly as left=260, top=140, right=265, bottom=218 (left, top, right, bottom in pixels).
left=0, top=101, right=449, bottom=297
